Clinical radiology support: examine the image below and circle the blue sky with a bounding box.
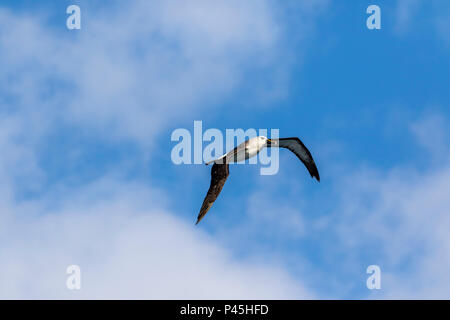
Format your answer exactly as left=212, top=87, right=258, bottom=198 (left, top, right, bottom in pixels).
left=0, top=0, right=449, bottom=298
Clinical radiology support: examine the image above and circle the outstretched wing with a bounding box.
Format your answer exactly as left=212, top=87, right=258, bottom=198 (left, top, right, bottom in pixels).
left=273, top=137, right=320, bottom=181
left=196, top=163, right=229, bottom=225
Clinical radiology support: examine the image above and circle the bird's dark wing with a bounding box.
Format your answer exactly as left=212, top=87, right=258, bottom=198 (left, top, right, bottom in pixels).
left=272, top=137, right=320, bottom=181
left=196, top=163, right=229, bottom=225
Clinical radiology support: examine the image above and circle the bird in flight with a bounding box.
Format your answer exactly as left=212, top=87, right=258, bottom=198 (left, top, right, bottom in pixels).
left=196, top=136, right=320, bottom=225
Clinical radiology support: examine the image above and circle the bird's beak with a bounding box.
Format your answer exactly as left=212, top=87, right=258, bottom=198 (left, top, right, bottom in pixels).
left=266, top=139, right=272, bottom=145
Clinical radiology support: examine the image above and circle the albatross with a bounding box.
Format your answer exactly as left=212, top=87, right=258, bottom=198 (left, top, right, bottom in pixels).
left=196, top=136, right=320, bottom=225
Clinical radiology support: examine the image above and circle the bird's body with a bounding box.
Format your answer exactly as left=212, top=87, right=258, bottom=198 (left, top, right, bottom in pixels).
left=206, top=136, right=267, bottom=164
left=196, top=136, right=320, bottom=225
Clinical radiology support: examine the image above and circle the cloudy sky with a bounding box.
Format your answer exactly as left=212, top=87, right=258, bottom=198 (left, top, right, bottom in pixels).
left=0, top=0, right=449, bottom=299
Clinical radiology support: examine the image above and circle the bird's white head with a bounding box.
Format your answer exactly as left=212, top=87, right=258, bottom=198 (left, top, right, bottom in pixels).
left=258, top=136, right=272, bottom=145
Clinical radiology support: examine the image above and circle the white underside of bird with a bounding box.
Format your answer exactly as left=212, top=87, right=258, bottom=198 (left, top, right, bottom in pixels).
left=206, top=136, right=271, bottom=164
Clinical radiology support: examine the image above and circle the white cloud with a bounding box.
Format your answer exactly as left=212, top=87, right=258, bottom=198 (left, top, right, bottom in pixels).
left=0, top=1, right=329, bottom=299
left=0, top=0, right=325, bottom=146
left=223, top=111, right=450, bottom=299
left=327, top=114, right=450, bottom=298
left=8, top=0, right=450, bottom=299
left=0, top=177, right=312, bottom=299
left=410, top=113, right=450, bottom=163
